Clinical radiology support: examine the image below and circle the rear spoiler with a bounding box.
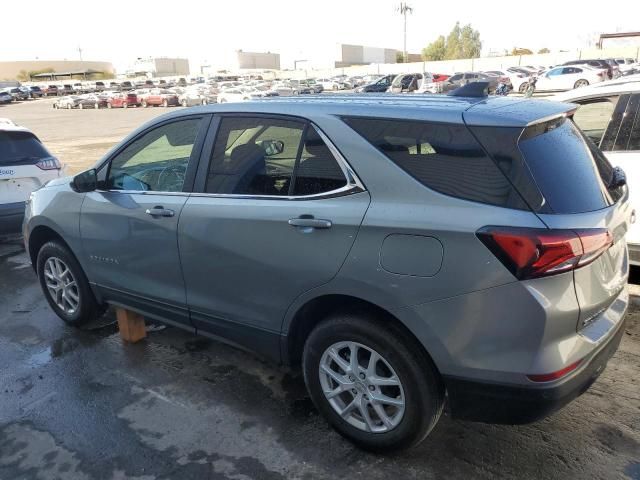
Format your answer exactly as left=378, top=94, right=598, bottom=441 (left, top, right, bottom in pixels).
left=463, top=98, right=578, bottom=128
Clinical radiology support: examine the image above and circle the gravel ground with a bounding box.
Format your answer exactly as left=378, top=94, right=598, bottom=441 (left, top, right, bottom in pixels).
left=0, top=99, right=638, bottom=479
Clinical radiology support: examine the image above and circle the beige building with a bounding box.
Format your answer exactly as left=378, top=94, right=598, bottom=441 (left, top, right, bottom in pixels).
left=335, top=44, right=398, bottom=67
left=0, top=60, right=114, bottom=81
left=127, top=57, right=190, bottom=77
left=236, top=51, right=281, bottom=70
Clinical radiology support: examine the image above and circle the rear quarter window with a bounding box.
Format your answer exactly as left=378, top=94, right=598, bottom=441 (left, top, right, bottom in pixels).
left=342, top=117, right=528, bottom=210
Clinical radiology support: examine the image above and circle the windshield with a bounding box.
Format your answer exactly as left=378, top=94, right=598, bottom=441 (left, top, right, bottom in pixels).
left=0, top=130, right=51, bottom=165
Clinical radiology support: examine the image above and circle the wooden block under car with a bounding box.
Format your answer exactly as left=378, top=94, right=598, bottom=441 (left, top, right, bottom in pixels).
left=116, top=308, right=147, bottom=343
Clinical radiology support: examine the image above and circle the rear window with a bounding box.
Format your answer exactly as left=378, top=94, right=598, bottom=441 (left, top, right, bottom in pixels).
left=0, top=131, right=50, bottom=165
left=518, top=118, right=618, bottom=213
left=343, top=117, right=528, bottom=209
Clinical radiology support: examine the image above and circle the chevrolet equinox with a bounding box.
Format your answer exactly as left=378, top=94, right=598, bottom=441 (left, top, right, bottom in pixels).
left=24, top=87, right=630, bottom=451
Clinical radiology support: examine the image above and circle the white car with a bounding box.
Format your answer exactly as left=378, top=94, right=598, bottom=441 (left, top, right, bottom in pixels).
left=486, top=69, right=530, bottom=93
left=0, top=123, right=63, bottom=232
left=554, top=77, right=640, bottom=263
left=534, top=65, right=606, bottom=92
left=316, top=78, right=342, bottom=91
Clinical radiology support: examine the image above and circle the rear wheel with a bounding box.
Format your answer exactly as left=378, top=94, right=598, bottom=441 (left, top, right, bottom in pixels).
left=122, top=101, right=128, bottom=109
left=66, top=103, right=72, bottom=109
left=303, top=314, right=444, bottom=452
left=574, top=79, right=589, bottom=88
left=181, top=99, right=188, bottom=107
left=162, top=99, right=168, bottom=107
left=518, top=82, right=528, bottom=93
left=107, top=102, right=112, bottom=109
left=37, top=241, right=102, bottom=326
left=142, top=100, right=148, bottom=108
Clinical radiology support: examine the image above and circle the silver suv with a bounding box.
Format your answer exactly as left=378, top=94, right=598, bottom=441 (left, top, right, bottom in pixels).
left=24, top=91, right=630, bottom=452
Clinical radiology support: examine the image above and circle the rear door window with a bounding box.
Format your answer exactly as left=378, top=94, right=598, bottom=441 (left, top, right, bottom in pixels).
left=343, top=117, right=527, bottom=209
left=615, top=93, right=640, bottom=151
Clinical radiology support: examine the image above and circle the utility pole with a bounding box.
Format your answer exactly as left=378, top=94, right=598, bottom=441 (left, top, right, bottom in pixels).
left=78, top=45, right=83, bottom=61
left=397, top=2, right=413, bottom=62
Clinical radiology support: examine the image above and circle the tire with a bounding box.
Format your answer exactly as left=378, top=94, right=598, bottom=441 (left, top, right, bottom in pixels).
left=303, top=314, right=444, bottom=452
left=36, top=241, right=102, bottom=326
left=122, top=101, right=128, bottom=109
left=142, top=100, right=148, bottom=108
left=107, top=102, right=112, bottom=109
left=94, top=102, right=99, bottom=109
left=162, top=99, right=168, bottom=107
left=181, top=99, right=188, bottom=107
left=201, top=99, right=207, bottom=105
left=79, top=103, right=84, bottom=110
left=574, top=79, right=589, bottom=88
left=66, top=103, right=72, bottom=109
left=518, top=83, right=528, bottom=93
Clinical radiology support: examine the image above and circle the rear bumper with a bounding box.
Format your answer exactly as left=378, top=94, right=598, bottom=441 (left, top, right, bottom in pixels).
left=443, top=314, right=627, bottom=424
left=0, top=201, right=25, bottom=233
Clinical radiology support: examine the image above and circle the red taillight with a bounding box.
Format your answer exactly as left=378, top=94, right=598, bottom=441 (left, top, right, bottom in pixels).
left=36, top=157, right=61, bottom=170
left=477, top=227, right=613, bottom=280
left=527, top=359, right=582, bottom=382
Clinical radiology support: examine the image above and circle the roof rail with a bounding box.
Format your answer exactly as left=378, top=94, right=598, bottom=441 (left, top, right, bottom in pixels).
left=447, top=81, right=489, bottom=98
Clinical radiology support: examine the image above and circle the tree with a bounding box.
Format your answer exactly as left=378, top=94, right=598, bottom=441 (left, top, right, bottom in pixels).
left=511, top=47, right=533, bottom=56
left=538, top=47, right=550, bottom=54
left=395, top=51, right=405, bottom=63
left=16, top=67, right=55, bottom=82
left=422, top=35, right=446, bottom=61
left=422, top=22, right=482, bottom=61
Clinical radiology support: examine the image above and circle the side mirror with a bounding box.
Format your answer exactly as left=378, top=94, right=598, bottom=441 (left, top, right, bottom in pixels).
left=258, top=139, right=284, bottom=156
left=72, top=169, right=97, bottom=192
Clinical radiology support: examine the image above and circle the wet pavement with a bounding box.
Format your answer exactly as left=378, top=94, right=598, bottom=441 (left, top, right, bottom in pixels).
left=1, top=234, right=639, bottom=480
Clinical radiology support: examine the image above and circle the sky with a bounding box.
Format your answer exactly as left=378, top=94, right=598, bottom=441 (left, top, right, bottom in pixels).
left=2, top=0, right=639, bottom=71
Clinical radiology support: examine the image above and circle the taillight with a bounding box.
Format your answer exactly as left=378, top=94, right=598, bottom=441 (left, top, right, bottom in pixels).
left=477, top=226, right=613, bottom=280
left=36, top=157, right=61, bottom=170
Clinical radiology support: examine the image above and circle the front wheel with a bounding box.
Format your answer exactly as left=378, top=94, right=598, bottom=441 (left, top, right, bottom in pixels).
left=37, top=241, right=102, bottom=326
left=303, top=314, right=444, bottom=452
left=141, top=100, right=148, bottom=108
left=574, top=79, right=589, bottom=88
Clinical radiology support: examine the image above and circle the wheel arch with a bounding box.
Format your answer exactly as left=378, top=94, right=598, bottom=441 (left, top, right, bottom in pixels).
left=28, top=224, right=76, bottom=272
left=282, top=294, right=443, bottom=375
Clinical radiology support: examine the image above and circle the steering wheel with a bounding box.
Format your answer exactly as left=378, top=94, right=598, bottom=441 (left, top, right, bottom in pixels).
left=157, top=164, right=186, bottom=190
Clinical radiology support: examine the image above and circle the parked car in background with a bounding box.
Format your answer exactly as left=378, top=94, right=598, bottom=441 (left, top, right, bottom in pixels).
left=29, top=86, right=44, bottom=98
left=25, top=94, right=629, bottom=452
left=53, top=96, right=83, bottom=109
left=355, top=74, right=395, bottom=93
left=139, top=89, right=179, bottom=107
left=534, top=65, right=606, bottom=92
left=554, top=78, right=640, bottom=263
left=120, top=81, right=134, bottom=91
left=6, top=87, right=29, bottom=101
left=389, top=73, right=436, bottom=93
left=485, top=69, right=527, bottom=92
left=77, top=93, right=109, bottom=109
left=0, top=91, right=12, bottom=104
left=174, top=87, right=203, bottom=107
left=615, top=58, right=639, bottom=74
left=42, top=85, right=59, bottom=97
left=439, top=72, right=499, bottom=93
left=316, top=78, right=342, bottom=91
left=564, top=60, right=615, bottom=79
left=107, top=92, right=140, bottom=108
left=1, top=122, right=62, bottom=232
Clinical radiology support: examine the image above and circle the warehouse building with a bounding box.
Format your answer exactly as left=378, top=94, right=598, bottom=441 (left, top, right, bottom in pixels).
left=236, top=51, right=280, bottom=70
left=127, top=57, right=190, bottom=78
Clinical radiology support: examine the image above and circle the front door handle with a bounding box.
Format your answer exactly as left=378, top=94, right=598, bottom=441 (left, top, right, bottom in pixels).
left=145, top=206, right=175, bottom=217
left=288, top=216, right=332, bottom=229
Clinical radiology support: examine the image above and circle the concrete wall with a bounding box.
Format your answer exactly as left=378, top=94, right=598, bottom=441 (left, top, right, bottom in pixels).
left=337, top=44, right=398, bottom=66
left=0, top=60, right=114, bottom=81
left=237, top=51, right=280, bottom=70
left=282, top=46, right=640, bottom=80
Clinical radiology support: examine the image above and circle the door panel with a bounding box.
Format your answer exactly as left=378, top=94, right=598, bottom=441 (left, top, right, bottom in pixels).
left=80, top=192, right=189, bottom=319
left=178, top=191, right=370, bottom=333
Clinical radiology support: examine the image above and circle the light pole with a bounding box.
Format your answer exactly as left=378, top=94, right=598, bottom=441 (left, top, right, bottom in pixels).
left=397, top=2, right=413, bottom=62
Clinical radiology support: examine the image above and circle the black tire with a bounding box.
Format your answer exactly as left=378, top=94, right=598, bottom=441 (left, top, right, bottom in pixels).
left=162, top=99, right=168, bottom=107
left=574, top=79, right=589, bottom=88
left=518, top=82, right=528, bottom=93
left=36, top=241, right=102, bottom=326
left=303, top=314, right=444, bottom=452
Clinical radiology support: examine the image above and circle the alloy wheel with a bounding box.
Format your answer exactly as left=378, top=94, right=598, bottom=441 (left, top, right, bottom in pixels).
left=319, top=341, right=405, bottom=433
left=43, top=257, right=80, bottom=315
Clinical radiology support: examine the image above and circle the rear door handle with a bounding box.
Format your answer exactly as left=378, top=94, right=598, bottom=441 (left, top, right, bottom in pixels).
left=145, top=206, right=175, bottom=217
left=288, top=217, right=332, bottom=229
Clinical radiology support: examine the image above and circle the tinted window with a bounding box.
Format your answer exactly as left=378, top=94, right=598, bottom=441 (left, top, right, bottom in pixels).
left=615, top=94, right=640, bottom=151
left=572, top=97, right=619, bottom=147
left=0, top=131, right=51, bottom=166
left=206, top=117, right=346, bottom=196
left=449, top=74, right=463, bottom=82
left=343, top=117, right=525, bottom=208
left=294, top=128, right=347, bottom=196
left=519, top=118, right=615, bottom=213
left=107, top=118, right=202, bottom=192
